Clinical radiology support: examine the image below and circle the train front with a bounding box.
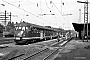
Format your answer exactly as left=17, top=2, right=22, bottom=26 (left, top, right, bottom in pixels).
left=14, top=25, right=41, bottom=44
left=14, top=26, right=28, bottom=44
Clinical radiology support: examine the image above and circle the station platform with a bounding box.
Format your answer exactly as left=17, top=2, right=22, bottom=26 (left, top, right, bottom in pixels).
left=0, top=37, right=14, bottom=40
left=33, top=38, right=61, bottom=47
left=54, top=39, right=90, bottom=60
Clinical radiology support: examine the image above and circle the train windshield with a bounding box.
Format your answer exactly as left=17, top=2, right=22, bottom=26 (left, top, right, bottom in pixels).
left=15, top=27, right=26, bottom=31
left=15, top=26, right=27, bottom=37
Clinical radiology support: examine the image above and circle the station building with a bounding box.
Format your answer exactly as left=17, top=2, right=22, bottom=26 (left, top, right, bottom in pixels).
left=72, top=23, right=90, bottom=39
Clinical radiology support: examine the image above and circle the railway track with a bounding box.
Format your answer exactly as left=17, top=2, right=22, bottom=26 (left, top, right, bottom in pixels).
left=1, top=37, right=73, bottom=60
left=50, top=40, right=65, bottom=47
left=43, top=48, right=59, bottom=60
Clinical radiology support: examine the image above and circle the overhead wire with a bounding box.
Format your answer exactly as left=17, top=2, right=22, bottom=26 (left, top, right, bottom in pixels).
left=27, top=0, right=42, bottom=16
left=27, top=0, right=58, bottom=26
left=41, top=0, right=59, bottom=26
left=27, top=0, right=57, bottom=25
left=1, top=0, right=63, bottom=27
left=26, top=0, right=43, bottom=16
left=20, top=0, right=25, bottom=19
left=1, top=0, right=51, bottom=24
left=45, top=0, right=59, bottom=26
left=61, top=2, right=72, bottom=27
left=2, top=0, right=42, bottom=19
left=51, top=1, right=71, bottom=27
left=27, top=0, right=42, bottom=10
left=45, top=0, right=52, bottom=14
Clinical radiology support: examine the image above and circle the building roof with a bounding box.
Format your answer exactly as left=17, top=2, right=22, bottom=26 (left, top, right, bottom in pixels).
left=15, top=22, right=31, bottom=27
left=15, top=22, right=62, bottom=32
left=72, top=23, right=90, bottom=32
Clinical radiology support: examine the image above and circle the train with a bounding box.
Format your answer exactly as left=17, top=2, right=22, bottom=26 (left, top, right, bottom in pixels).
left=14, top=22, right=60, bottom=44
left=14, top=22, right=76, bottom=45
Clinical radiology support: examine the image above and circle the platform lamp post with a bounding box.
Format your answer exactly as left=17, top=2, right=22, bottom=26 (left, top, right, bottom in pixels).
left=77, top=0, right=89, bottom=41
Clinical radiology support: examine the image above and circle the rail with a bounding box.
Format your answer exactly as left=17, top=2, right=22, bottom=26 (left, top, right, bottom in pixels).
left=43, top=48, right=59, bottom=60
left=43, top=37, right=73, bottom=60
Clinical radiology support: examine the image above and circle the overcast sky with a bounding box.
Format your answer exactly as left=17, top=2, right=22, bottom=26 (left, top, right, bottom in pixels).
left=0, top=0, right=90, bottom=30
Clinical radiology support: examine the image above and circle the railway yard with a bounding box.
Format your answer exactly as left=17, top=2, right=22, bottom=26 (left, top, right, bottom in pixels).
left=0, top=0, right=90, bottom=60
left=0, top=37, right=90, bottom=60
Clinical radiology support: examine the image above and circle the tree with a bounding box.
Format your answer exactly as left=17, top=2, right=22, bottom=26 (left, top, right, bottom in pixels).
left=6, top=21, right=15, bottom=32
left=0, top=23, right=4, bottom=33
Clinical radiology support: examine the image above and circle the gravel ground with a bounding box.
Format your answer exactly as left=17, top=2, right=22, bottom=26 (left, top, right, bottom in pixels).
left=0, top=43, right=47, bottom=60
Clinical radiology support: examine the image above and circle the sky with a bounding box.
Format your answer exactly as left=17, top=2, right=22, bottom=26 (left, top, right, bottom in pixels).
left=0, top=0, right=90, bottom=30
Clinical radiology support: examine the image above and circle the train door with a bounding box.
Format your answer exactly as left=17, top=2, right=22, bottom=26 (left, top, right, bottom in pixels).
left=40, top=31, right=43, bottom=39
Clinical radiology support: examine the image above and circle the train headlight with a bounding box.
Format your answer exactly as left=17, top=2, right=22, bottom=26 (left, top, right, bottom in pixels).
left=15, top=37, right=20, bottom=40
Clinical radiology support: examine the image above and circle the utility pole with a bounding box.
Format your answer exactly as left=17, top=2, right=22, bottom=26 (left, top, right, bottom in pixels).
left=5, top=10, right=6, bottom=31
left=79, top=9, right=81, bottom=23
left=10, top=12, right=11, bottom=23
left=84, top=0, right=88, bottom=41
left=77, top=0, right=89, bottom=41
left=61, top=0, right=62, bottom=14
left=61, top=0, right=64, bottom=15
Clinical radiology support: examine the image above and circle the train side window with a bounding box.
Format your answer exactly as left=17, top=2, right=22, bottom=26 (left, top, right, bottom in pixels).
left=19, top=27, right=21, bottom=29
left=26, top=27, right=28, bottom=30
left=22, top=27, right=25, bottom=31
left=15, top=27, right=18, bottom=31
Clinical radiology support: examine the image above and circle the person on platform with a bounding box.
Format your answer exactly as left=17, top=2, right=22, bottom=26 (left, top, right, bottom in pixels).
left=57, top=33, right=60, bottom=42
